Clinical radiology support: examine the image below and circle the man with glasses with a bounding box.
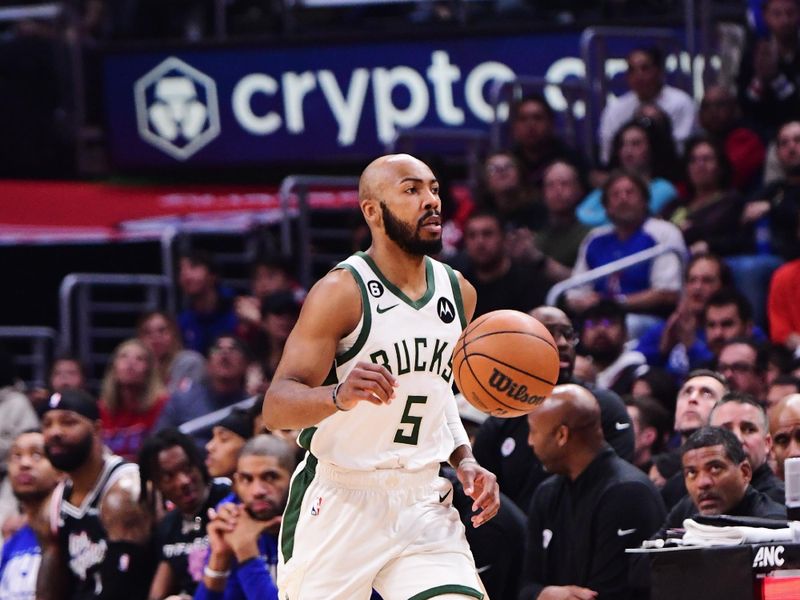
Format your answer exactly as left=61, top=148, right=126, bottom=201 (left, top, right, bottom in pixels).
left=769, top=393, right=800, bottom=479
left=472, top=305, right=633, bottom=513
left=716, top=338, right=768, bottom=405
left=157, top=335, right=252, bottom=449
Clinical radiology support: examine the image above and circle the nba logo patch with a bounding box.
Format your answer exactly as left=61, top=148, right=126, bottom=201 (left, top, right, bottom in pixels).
left=118, top=553, right=130, bottom=572
left=49, top=393, right=61, bottom=408
left=310, top=496, right=323, bottom=516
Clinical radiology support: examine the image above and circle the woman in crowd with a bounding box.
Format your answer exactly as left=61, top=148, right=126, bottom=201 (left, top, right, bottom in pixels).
left=660, top=135, right=748, bottom=256
left=476, top=150, right=546, bottom=230
left=137, top=310, right=206, bottom=395
left=99, top=338, right=169, bottom=460
left=578, top=118, right=679, bottom=226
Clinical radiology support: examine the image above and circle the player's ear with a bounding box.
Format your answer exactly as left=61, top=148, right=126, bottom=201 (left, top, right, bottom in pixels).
left=361, top=198, right=381, bottom=225
left=556, top=424, right=569, bottom=447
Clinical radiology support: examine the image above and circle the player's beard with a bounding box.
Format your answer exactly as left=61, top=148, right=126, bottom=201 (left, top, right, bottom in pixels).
left=381, top=202, right=443, bottom=256
left=14, top=487, right=52, bottom=504
left=45, top=430, right=94, bottom=472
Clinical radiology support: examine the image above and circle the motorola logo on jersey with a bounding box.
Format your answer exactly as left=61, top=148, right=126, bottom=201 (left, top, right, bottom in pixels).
left=367, top=280, right=384, bottom=298
left=437, top=297, right=455, bottom=323
left=134, top=57, right=221, bottom=160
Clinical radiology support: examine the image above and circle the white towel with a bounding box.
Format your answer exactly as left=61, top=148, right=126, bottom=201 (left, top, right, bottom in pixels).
left=681, top=519, right=799, bottom=546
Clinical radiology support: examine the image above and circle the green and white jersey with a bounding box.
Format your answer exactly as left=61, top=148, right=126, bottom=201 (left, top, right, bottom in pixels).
left=302, top=251, right=467, bottom=471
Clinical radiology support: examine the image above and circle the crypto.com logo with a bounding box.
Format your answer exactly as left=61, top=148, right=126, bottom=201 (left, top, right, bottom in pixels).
left=134, top=57, right=220, bottom=160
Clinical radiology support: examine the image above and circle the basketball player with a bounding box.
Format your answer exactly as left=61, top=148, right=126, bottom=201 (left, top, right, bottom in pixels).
left=34, top=390, right=156, bottom=600
left=263, top=153, right=499, bottom=600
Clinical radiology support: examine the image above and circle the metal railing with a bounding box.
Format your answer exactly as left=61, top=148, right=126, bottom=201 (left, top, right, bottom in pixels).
left=545, top=244, right=686, bottom=306
left=59, top=273, right=172, bottom=385
left=279, top=175, right=360, bottom=289
left=0, top=326, right=58, bottom=388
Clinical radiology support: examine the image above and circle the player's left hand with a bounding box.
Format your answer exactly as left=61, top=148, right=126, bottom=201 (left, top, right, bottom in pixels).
left=456, top=460, right=500, bottom=528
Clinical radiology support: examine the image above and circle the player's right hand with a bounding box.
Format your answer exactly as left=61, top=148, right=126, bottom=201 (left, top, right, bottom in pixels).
left=335, top=362, right=398, bottom=410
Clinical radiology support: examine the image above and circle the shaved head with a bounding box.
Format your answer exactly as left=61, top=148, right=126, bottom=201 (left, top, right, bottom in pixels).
left=527, top=384, right=603, bottom=477
left=358, top=154, right=432, bottom=203
left=530, top=306, right=569, bottom=324
left=357, top=153, right=443, bottom=257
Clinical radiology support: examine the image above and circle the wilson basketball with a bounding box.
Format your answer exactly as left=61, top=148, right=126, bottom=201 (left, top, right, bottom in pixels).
left=452, top=310, right=559, bottom=418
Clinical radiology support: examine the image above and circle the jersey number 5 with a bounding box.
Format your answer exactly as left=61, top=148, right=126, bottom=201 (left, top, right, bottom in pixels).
left=394, top=395, right=427, bottom=445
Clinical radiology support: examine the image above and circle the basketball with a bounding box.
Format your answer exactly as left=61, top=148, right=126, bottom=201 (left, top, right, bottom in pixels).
left=453, top=310, right=559, bottom=418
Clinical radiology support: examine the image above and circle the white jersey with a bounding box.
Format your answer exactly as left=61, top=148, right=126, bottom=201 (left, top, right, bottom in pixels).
left=301, top=252, right=466, bottom=471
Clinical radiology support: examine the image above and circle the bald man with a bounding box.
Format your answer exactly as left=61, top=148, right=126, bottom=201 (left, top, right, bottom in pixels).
left=770, top=393, right=800, bottom=479
left=473, top=305, right=633, bottom=513
left=519, top=385, right=665, bottom=600
left=264, top=154, right=499, bottom=600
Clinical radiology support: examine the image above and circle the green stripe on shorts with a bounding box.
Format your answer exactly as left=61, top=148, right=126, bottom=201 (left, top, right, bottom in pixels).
left=280, top=452, right=318, bottom=562
left=408, top=584, right=484, bottom=600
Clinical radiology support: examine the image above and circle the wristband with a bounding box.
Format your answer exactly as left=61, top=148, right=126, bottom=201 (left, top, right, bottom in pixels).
left=458, top=457, right=478, bottom=469
left=204, top=566, right=231, bottom=579
left=332, top=382, right=350, bottom=411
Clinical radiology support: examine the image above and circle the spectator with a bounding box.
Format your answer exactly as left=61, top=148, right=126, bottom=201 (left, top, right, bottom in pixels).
left=652, top=427, right=786, bottom=541
left=139, top=429, right=231, bottom=600
left=99, top=339, right=168, bottom=461
left=661, top=369, right=730, bottom=508
left=535, top=159, right=592, bottom=277
left=704, top=288, right=762, bottom=360
left=476, top=150, right=545, bottom=230
left=717, top=338, right=769, bottom=404
left=737, top=0, right=800, bottom=136
left=0, top=345, right=42, bottom=522
left=137, top=310, right=207, bottom=395
left=648, top=451, right=682, bottom=490
left=235, top=257, right=302, bottom=352
left=49, top=354, right=87, bottom=393
left=578, top=299, right=647, bottom=395
left=625, top=395, right=672, bottom=472
left=157, top=335, right=251, bottom=449
left=709, top=392, right=784, bottom=502
left=769, top=393, right=800, bottom=478
left=205, top=409, right=253, bottom=479
left=520, top=384, right=665, bottom=600
left=635, top=253, right=732, bottom=377
left=578, top=119, right=679, bottom=226
left=567, top=170, right=687, bottom=336
left=768, top=255, right=800, bottom=352
left=742, top=120, right=800, bottom=261
left=195, top=435, right=297, bottom=600
left=661, top=136, right=748, bottom=256
left=765, top=342, right=795, bottom=384
left=0, top=430, right=59, bottom=599
left=698, top=85, right=766, bottom=192
left=473, top=306, right=634, bottom=513
left=37, top=389, right=155, bottom=600
left=508, top=94, right=588, bottom=201
left=456, top=209, right=549, bottom=318
left=247, top=292, right=301, bottom=396
left=177, top=250, right=239, bottom=355
left=630, top=366, right=680, bottom=413
left=599, top=47, right=697, bottom=165
left=767, top=374, right=800, bottom=407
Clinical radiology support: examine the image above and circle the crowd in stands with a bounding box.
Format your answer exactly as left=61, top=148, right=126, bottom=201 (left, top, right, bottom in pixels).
left=0, top=1, right=799, bottom=599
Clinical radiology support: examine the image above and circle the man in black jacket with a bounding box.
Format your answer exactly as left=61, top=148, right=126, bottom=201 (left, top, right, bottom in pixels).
left=709, top=392, right=785, bottom=503
left=473, top=305, right=634, bottom=513
left=652, top=427, right=786, bottom=540
left=519, top=384, right=665, bottom=600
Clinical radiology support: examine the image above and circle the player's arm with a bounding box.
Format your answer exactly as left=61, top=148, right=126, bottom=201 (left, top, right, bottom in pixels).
left=455, top=269, right=477, bottom=324
left=263, top=269, right=397, bottom=431
left=32, top=492, right=68, bottom=600
left=147, top=561, right=176, bottom=600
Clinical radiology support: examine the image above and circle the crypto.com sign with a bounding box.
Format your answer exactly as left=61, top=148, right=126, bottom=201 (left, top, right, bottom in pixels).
left=105, top=32, right=683, bottom=168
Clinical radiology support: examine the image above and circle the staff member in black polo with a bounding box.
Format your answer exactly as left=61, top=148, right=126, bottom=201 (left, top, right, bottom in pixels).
left=519, top=384, right=665, bottom=600
left=474, top=306, right=634, bottom=514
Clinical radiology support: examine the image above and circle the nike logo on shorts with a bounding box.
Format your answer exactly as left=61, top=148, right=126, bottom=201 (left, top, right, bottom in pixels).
left=438, top=488, right=452, bottom=503
left=617, top=528, right=637, bottom=536
left=377, top=304, right=399, bottom=314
